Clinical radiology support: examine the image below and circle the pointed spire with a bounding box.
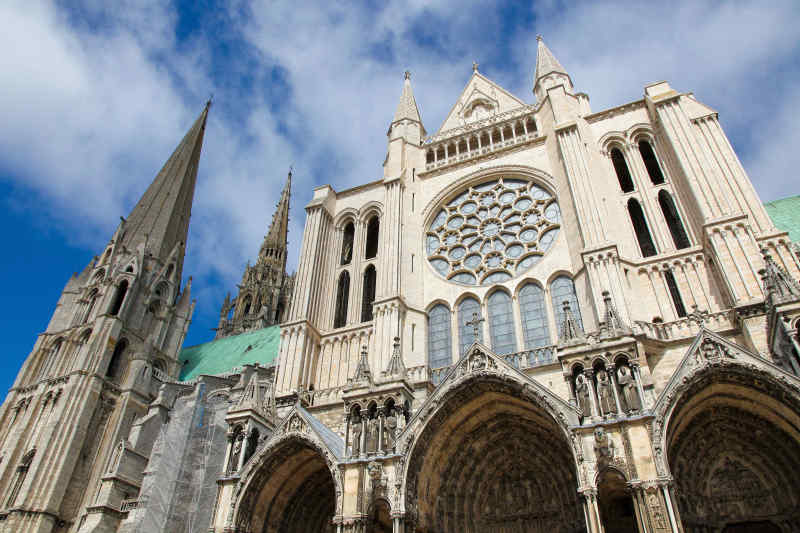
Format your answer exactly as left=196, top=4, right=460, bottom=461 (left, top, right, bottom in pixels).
left=392, top=71, right=424, bottom=129
left=601, top=291, right=628, bottom=336
left=260, top=169, right=292, bottom=257
left=559, top=300, right=585, bottom=344
left=349, top=345, right=373, bottom=385
left=121, top=102, right=210, bottom=268
left=759, top=248, right=800, bottom=304
left=384, top=336, right=406, bottom=379
left=533, top=36, right=573, bottom=99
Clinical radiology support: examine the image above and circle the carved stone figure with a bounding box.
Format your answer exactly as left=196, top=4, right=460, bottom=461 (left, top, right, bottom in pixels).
left=617, top=365, right=640, bottom=412
left=229, top=433, right=244, bottom=473
left=366, top=416, right=378, bottom=453
left=384, top=408, right=397, bottom=451
left=575, top=374, right=591, bottom=417
left=596, top=369, right=616, bottom=415
left=593, top=427, right=615, bottom=465
left=351, top=416, right=362, bottom=456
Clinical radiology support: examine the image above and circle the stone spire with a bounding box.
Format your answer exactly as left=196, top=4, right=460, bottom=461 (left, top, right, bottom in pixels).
left=601, top=290, right=628, bottom=336
left=389, top=71, right=426, bottom=140
left=559, top=300, right=585, bottom=344
left=121, top=102, right=210, bottom=270
left=384, top=336, right=406, bottom=379
left=260, top=169, right=292, bottom=262
left=533, top=36, right=573, bottom=100
left=759, top=248, right=800, bottom=304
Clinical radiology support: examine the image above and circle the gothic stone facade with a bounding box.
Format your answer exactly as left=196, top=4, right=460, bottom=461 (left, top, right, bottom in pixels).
left=2, top=39, right=800, bottom=533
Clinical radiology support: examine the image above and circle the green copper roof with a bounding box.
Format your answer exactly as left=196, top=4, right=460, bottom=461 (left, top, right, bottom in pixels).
left=179, top=326, right=280, bottom=381
left=765, top=195, right=800, bottom=242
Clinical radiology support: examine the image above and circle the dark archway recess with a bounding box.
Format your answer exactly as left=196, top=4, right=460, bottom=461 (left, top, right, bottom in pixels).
left=365, top=216, right=380, bottom=259
left=597, top=469, right=637, bottom=533
left=368, top=500, right=392, bottom=533
left=638, top=140, right=665, bottom=185
left=667, top=381, right=800, bottom=533
left=611, top=148, right=634, bottom=193
left=627, top=199, right=657, bottom=257
left=239, top=440, right=336, bottom=533
left=405, top=378, right=584, bottom=533
left=658, top=190, right=691, bottom=250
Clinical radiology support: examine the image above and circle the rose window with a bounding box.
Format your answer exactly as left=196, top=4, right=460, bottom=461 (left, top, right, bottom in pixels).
left=426, top=177, right=560, bottom=285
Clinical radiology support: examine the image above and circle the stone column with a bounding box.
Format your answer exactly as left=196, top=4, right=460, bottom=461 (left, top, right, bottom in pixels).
left=392, top=516, right=405, bottom=533
left=607, top=365, right=624, bottom=416
left=584, top=369, right=601, bottom=420
left=360, top=419, right=367, bottom=459
left=629, top=484, right=649, bottom=533
left=565, top=371, right=577, bottom=407
left=377, top=407, right=385, bottom=454
left=631, top=362, right=647, bottom=410
left=344, top=414, right=351, bottom=457
left=661, top=484, right=681, bottom=533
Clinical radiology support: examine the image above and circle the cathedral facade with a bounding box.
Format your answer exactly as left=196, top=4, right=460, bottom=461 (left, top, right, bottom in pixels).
left=1, top=38, right=800, bottom=533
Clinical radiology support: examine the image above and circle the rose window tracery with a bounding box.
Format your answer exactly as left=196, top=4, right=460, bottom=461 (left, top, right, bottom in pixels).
left=426, top=177, right=561, bottom=285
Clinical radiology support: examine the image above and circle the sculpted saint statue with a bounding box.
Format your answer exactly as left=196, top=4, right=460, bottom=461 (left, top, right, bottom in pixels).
left=351, top=416, right=362, bottom=456
left=596, top=370, right=616, bottom=415
left=575, top=374, right=591, bottom=417
left=617, top=365, right=640, bottom=412
left=383, top=408, right=397, bottom=451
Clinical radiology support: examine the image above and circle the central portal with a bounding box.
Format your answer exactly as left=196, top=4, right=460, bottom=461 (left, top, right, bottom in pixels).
left=406, top=378, right=583, bottom=533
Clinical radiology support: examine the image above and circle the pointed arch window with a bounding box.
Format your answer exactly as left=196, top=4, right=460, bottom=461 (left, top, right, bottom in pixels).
left=365, top=216, right=380, bottom=259
left=106, top=338, right=127, bottom=380
left=487, top=291, right=517, bottom=356
left=627, top=199, right=657, bottom=257
left=611, top=148, right=635, bottom=193
left=341, top=222, right=355, bottom=265
left=361, top=265, right=376, bottom=322
left=6, top=449, right=35, bottom=508
left=658, top=190, right=691, bottom=249
left=639, top=140, right=665, bottom=185
left=664, top=270, right=687, bottom=317
left=550, top=276, right=583, bottom=333
left=428, top=304, right=452, bottom=369
left=458, top=297, right=483, bottom=355
left=334, top=271, right=350, bottom=328
left=242, top=295, right=252, bottom=316
left=39, top=338, right=63, bottom=380
left=109, top=280, right=128, bottom=316
left=82, top=289, right=99, bottom=323
left=519, top=283, right=551, bottom=349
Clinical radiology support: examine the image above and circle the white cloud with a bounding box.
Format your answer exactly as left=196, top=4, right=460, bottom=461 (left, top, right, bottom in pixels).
left=0, top=0, right=798, bottom=334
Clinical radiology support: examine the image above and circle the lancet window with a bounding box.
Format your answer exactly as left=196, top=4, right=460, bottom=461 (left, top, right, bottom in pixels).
left=627, top=199, right=657, bottom=257
left=427, top=304, right=452, bottom=369
left=361, top=265, right=376, bottom=322
left=334, top=271, right=350, bottom=328
left=487, top=290, right=517, bottom=355
left=519, top=283, right=550, bottom=349
left=611, top=148, right=635, bottom=193
left=106, top=338, right=127, bottom=380
left=550, top=276, right=583, bottom=333
left=365, top=216, right=380, bottom=259
left=109, top=280, right=128, bottom=316
left=457, top=297, right=483, bottom=355
left=639, top=140, right=665, bottom=185
left=658, top=190, right=691, bottom=249
left=341, top=222, right=355, bottom=265
left=664, top=269, right=687, bottom=318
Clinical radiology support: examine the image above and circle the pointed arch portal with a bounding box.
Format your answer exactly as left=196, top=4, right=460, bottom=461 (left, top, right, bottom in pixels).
left=236, top=438, right=337, bottom=533
left=664, top=367, right=800, bottom=532
left=404, top=373, right=583, bottom=533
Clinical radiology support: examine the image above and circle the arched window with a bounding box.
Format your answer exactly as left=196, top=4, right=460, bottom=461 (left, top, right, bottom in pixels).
left=627, top=199, right=657, bottom=257
left=664, top=270, right=687, bottom=318
left=610, top=148, right=634, bottom=193
left=487, top=291, right=517, bottom=356
left=334, top=272, right=350, bottom=328
left=106, top=338, right=127, bottom=379
left=6, top=449, right=35, bottom=507
left=427, top=304, right=452, bottom=369
left=658, top=190, right=690, bottom=249
left=109, top=280, right=128, bottom=316
left=40, top=338, right=63, bottom=380
left=361, top=265, right=376, bottom=322
left=244, top=428, right=259, bottom=465
left=242, top=295, right=252, bottom=316
left=519, top=284, right=550, bottom=349
left=82, top=289, right=99, bottom=323
left=639, top=140, right=665, bottom=185
left=550, top=276, right=583, bottom=333
left=458, top=297, right=483, bottom=355
left=365, top=216, right=380, bottom=259
left=341, top=222, right=355, bottom=265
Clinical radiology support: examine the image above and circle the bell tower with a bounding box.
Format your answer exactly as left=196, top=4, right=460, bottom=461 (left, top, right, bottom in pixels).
left=0, top=103, right=210, bottom=533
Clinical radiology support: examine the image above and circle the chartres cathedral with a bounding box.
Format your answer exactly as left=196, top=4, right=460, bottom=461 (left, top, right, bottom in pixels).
left=3, top=37, right=800, bottom=533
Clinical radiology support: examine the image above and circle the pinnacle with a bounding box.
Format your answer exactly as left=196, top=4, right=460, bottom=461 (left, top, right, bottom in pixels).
left=121, top=104, right=209, bottom=269
left=392, top=71, right=423, bottom=125
left=534, top=35, right=569, bottom=85
left=261, top=169, right=292, bottom=256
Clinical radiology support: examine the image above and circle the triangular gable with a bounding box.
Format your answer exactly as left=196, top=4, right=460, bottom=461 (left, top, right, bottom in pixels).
left=652, top=328, right=794, bottom=415
left=402, top=341, right=580, bottom=438
left=436, top=72, right=527, bottom=135
left=278, top=404, right=344, bottom=460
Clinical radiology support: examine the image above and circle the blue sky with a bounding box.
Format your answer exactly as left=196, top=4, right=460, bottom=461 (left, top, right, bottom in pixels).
left=1, top=0, right=799, bottom=399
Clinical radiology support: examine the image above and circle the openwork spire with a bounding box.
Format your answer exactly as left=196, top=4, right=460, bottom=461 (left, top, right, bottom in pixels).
left=384, top=336, right=406, bottom=379
left=759, top=248, right=800, bottom=304
left=121, top=102, right=210, bottom=267
left=261, top=169, right=292, bottom=258
left=559, top=300, right=584, bottom=344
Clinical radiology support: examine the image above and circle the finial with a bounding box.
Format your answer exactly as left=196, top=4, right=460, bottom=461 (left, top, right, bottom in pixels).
left=536, top=34, right=543, bottom=42
left=206, top=93, right=214, bottom=109
left=288, top=164, right=293, bottom=177
left=404, top=70, right=411, bottom=80
left=472, top=61, right=479, bottom=72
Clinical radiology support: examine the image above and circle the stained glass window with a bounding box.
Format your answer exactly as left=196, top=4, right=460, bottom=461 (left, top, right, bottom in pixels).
left=488, top=291, right=517, bottom=355
left=550, top=276, right=583, bottom=334
left=458, top=297, right=483, bottom=355
left=519, top=284, right=550, bottom=349
left=428, top=304, right=452, bottom=369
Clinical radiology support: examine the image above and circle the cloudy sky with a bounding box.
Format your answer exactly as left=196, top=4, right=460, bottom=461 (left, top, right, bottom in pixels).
left=1, top=0, right=798, bottom=395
